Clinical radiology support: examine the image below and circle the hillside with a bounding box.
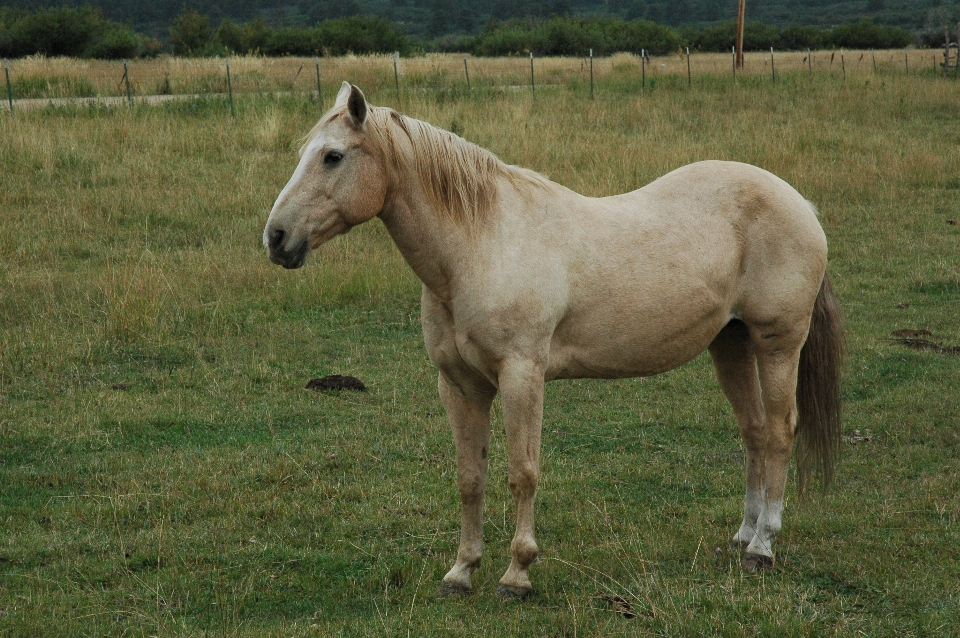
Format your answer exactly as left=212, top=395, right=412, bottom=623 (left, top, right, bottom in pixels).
left=2, top=0, right=958, bottom=40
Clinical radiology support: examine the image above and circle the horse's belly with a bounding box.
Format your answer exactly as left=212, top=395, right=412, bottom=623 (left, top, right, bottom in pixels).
left=544, top=303, right=729, bottom=381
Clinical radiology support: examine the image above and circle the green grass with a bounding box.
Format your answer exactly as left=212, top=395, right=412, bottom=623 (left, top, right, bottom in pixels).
left=1, top=70, right=959, bottom=636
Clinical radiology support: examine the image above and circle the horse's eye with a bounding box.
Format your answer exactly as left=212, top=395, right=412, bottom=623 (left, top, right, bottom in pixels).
left=324, top=151, right=343, bottom=165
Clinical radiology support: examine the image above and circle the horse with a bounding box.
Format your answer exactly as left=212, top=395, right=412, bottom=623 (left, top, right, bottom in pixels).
left=263, top=82, right=843, bottom=600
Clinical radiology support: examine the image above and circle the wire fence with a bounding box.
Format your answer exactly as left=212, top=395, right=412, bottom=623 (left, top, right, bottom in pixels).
left=2, top=49, right=957, bottom=112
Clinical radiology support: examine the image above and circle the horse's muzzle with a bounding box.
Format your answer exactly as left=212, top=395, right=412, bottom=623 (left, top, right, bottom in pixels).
left=266, top=228, right=309, bottom=269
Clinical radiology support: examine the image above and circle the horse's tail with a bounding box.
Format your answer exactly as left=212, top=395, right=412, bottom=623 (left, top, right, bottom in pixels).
left=795, top=271, right=844, bottom=496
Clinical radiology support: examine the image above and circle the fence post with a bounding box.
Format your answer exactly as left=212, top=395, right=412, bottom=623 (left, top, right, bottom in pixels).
left=589, top=48, right=593, bottom=97
left=226, top=58, right=235, bottom=117
left=686, top=47, right=692, bottom=87
left=641, top=49, right=646, bottom=92
left=530, top=52, right=535, bottom=98
left=872, top=50, right=877, bottom=74
left=840, top=50, right=846, bottom=82
left=4, top=59, right=12, bottom=113
left=315, top=57, right=322, bottom=104
left=808, top=48, right=813, bottom=76
left=463, top=54, right=470, bottom=91
left=904, top=51, right=908, bottom=75
left=123, top=59, right=132, bottom=109
left=732, top=46, right=736, bottom=78
left=955, top=23, right=960, bottom=77
left=393, top=52, right=400, bottom=93
left=770, top=47, right=775, bottom=82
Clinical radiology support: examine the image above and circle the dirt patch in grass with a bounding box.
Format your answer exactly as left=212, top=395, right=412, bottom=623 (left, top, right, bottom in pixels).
left=890, top=330, right=960, bottom=355
left=306, top=375, right=367, bottom=391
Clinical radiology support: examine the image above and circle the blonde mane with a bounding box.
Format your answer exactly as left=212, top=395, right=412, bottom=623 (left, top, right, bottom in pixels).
left=303, top=105, right=549, bottom=224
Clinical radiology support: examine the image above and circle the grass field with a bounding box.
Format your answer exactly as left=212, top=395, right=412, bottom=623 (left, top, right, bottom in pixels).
left=2, top=49, right=951, bottom=102
left=1, top=58, right=959, bottom=636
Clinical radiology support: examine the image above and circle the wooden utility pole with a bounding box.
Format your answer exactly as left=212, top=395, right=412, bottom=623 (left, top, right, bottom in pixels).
left=736, top=0, right=746, bottom=69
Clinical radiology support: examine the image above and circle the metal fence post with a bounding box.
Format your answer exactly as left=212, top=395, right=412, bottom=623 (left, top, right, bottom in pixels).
left=315, top=57, right=322, bottom=104
left=641, top=49, right=646, bottom=92
left=226, top=58, right=235, bottom=117
left=393, top=52, right=400, bottom=93
left=4, top=59, right=12, bottom=112
left=123, top=59, right=132, bottom=109
left=686, top=47, right=692, bottom=87
left=589, top=48, right=594, bottom=97
left=463, top=54, right=470, bottom=91
left=530, top=52, right=535, bottom=98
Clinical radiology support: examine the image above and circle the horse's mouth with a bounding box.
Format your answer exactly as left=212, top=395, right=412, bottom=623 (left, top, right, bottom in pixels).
left=268, top=238, right=309, bottom=269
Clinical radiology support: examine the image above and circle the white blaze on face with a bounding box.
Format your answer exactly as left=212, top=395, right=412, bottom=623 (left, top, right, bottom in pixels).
left=263, top=133, right=327, bottom=250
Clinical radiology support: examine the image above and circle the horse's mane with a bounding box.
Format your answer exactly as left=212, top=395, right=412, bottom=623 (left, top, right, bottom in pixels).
left=303, top=105, right=549, bottom=225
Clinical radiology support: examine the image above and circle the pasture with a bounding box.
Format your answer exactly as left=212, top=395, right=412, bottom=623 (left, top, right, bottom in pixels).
left=1, top=56, right=959, bottom=636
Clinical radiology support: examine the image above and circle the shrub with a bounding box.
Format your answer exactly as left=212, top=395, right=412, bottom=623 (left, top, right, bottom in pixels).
left=264, top=28, right=320, bottom=56
left=825, top=20, right=915, bottom=50
left=779, top=25, right=824, bottom=51
left=84, top=26, right=142, bottom=60
left=0, top=6, right=145, bottom=59
left=316, top=16, right=408, bottom=55
left=215, top=19, right=244, bottom=54
left=170, top=10, right=212, bottom=56
left=470, top=17, right=682, bottom=56
left=611, top=19, right=682, bottom=54
left=691, top=21, right=781, bottom=52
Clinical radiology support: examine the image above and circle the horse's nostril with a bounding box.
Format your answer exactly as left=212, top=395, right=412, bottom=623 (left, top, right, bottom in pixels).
left=268, top=228, right=285, bottom=250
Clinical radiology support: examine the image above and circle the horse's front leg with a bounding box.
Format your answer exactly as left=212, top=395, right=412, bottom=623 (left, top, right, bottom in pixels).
left=495, top=358, right=545, bottom=600
left=438, top=371, right=496, bottom=596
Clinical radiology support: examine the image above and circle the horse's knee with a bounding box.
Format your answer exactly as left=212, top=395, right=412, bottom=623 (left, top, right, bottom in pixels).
left=458, top=472, right=485, bottom=504
left=508, top=462, right=538, bottom=498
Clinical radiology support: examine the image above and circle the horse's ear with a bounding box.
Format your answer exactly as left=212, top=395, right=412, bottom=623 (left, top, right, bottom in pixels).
left=335, top=81, right=351, bottom=107
left=346, top=85, right=367, bottom=128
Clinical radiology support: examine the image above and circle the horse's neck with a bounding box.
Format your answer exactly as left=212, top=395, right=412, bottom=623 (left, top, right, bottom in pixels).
left=378, top=187, right=468, bottom=303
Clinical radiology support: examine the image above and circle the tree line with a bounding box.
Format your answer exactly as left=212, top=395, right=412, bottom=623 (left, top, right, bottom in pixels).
left=0, top=6, right=927, bottom=60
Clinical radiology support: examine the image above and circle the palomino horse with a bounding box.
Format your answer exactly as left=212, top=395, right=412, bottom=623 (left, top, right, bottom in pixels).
left=263, top=83, right=843, bottom=599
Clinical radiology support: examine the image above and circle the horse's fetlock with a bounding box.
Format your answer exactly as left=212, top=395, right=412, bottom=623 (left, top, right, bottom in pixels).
left=511, top=539, right=538, bottom=567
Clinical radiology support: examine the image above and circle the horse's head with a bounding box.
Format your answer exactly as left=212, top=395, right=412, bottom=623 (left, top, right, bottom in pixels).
left=263, top=82, right=386, bottom=269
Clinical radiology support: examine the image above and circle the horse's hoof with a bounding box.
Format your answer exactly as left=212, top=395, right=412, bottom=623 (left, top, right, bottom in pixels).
left=496, top=583, right=532, bottom=601
left=741, top=553, right=774, bottom=572
left=438, top=581, right=472, bottom=597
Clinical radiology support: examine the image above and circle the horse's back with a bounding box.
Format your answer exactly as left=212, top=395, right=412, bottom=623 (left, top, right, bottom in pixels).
left=542, top=161, right=826, bottom=380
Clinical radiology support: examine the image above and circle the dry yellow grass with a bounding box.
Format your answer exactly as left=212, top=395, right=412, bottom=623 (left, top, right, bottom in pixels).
left=3, top=49, right=945, bottom=101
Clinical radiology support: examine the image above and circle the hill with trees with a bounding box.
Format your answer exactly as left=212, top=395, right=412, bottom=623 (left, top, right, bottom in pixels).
left=1, top=0, right=958, bottom=40
left=1, top=1, right=957, bottom=58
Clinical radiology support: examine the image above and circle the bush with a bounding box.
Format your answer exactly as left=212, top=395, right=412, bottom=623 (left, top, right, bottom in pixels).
left=691, top=21, right=781, bottom=52
left=264, top=28, right=319, bottom=56
left=170, top=10, right=212, bottom=55
left=84, top=26, right=142, bottom=59
left=778, top=25, right=824, bottom=51
left=470, top=17, right=682, bottom=56
left=0, top=6, right=146, bottom=59
left=613, top=19, right=682, bottom=53
left=316, top=16, right=408, bottom=56
left=825, top=20, right=915, bottom=50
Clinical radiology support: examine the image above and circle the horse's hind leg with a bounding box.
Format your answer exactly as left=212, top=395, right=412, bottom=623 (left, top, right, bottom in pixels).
left=708, top=322, right=766, bottom=553
left=742, top=336, right=804, bottom=570
left=438, top=371, right=496, bottom=596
